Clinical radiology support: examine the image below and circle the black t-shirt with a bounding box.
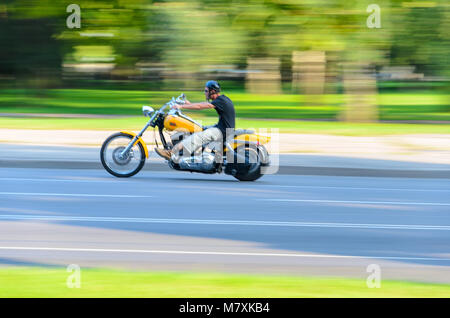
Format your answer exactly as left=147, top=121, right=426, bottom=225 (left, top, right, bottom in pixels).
left=211, top=94, right=235, bottom=138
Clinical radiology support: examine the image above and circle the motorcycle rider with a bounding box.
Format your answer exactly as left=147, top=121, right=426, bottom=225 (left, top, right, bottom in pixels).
left=154, top=80, right=235, bottom=162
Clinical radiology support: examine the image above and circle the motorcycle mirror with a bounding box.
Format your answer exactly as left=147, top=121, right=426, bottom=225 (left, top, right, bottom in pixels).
left=142, top=105, right=154, bottom=117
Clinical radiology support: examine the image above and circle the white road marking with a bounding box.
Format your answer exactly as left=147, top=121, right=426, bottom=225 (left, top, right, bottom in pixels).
left=267, top=185, right=450, bottom=192
left=0, top=192, right=152, bottom=198
left=0, top=214, right=448, bottom=231
left=0, top=177, right=115, bottom=183
left=0, top=246, right=446, bottom=261
left=0, top=177, right=448, bottom=192
left=260, top=198, right=450, bottom=206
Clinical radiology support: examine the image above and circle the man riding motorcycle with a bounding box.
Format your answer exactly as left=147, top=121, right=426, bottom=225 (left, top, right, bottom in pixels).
left=154, top=80, right=235, bottom=162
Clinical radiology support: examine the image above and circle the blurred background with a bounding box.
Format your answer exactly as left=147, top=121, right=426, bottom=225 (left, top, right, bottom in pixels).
left=0, top=0, right=448, bottom=122
left=0, top=1, right=450, bottom=298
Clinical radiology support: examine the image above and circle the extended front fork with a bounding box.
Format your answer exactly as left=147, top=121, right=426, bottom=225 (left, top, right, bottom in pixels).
left=118, top=120, right=152, bottom=160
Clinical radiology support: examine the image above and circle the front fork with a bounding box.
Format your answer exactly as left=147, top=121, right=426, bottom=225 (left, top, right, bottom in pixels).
left=119, top=120, right=152, bottom=159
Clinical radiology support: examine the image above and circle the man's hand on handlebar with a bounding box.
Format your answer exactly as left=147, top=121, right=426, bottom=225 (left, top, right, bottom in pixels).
left=173, top=93, right=190, bottom=109
left=172, top=94, right=214, bottom=110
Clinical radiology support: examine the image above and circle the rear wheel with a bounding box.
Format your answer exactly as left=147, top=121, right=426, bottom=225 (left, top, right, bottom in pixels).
left=233, top=145, right=263, bottom=182
left=100, top=132, right=146, bottom=178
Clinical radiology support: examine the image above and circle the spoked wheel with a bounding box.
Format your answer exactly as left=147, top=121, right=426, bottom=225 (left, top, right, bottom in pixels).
left=233, top=145, right=263, bottom=182
left=100, top=132, right=146, bottom=178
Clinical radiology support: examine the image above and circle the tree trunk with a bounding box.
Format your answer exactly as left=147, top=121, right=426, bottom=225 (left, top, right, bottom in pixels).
left=340, top=62, right=378, bottom=122
left=245, top=57, right=281, bottom=94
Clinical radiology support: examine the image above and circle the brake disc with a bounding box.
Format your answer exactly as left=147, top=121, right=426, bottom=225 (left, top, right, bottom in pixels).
left=112, top=147, right=133, bottom=165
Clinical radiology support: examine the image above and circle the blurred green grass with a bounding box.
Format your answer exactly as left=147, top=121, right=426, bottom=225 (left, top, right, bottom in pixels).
left=0, top=267, right=449, bottom=297
left=0, top=88, right=448, bottom=121
left=0, top=117, right=449, bottom=135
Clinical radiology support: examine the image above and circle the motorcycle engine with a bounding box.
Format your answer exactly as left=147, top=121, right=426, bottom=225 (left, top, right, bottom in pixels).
left=169, top=132, right=218, bottom=172
left=179, top=152, right=215, bottom=172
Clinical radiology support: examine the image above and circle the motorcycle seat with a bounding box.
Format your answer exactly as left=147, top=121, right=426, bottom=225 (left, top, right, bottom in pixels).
left=233, top=129, right=255, bottom=137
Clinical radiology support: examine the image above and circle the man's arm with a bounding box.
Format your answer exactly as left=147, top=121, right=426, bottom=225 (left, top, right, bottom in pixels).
left=176, top=102, right=214, bottom=110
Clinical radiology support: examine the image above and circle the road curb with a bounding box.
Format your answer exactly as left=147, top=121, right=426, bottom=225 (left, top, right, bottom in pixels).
left=1, top=160, right=449, bottom=179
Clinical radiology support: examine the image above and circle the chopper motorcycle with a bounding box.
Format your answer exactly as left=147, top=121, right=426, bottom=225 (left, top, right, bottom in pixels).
left=100, top=93, right=271, bottom=181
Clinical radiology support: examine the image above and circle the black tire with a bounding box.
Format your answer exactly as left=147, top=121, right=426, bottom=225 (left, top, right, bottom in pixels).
left=100, top=132, right=146, bottom=178
left=233, top=145, right=263, bottom=182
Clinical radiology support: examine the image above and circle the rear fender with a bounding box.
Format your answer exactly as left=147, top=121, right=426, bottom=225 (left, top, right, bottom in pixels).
left=225, top=134, right=271, bottom=152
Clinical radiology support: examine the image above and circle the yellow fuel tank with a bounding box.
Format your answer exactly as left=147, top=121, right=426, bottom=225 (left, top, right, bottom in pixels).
left=164, top=115, right=202, bottom=133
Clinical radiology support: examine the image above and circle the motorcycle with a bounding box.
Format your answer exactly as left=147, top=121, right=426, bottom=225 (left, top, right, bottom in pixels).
left=100, top=93, right=271, bottom=181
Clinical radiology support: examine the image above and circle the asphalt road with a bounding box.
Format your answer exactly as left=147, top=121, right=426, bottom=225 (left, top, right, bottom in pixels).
left=0, top=167, right=449, bottom=283
left=1, top=144, right=450, bottom=178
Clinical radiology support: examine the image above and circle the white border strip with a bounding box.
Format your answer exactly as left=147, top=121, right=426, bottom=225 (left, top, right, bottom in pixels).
left=1, top=177, right=448, bottom=192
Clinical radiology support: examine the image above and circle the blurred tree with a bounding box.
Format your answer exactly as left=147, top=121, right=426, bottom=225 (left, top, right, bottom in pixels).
left=153, top=1, right=247, bottom=88
left=0, top=0, right=67, bottom=88
left=390, top=1, right=450, bottom=78
left=0, top=0, right=448, bottom=119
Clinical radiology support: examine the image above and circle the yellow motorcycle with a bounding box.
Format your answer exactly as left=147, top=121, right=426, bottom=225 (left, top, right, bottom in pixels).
left=100, top=93, right=271, bottom=181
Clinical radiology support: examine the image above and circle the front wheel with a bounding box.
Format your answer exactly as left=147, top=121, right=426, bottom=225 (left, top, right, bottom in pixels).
left=100, top=132, right=146, bottom=178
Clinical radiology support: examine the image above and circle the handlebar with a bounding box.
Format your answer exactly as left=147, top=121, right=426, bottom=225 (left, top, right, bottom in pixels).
left=155, top=93, right=186, bottom=114
left=146, top=93, right=187, bottom=126
left=175, top=93, right=186, bottom=104
left=167, top=93, right=186, bottom=110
